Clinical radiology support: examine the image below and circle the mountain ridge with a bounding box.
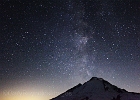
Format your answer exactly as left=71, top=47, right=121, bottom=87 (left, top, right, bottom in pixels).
left=51, top=77, right=140, bottom=100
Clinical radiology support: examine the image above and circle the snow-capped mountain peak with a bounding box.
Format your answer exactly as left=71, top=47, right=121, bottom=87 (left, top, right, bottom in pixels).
left=51, top=77, right=140, bottom=100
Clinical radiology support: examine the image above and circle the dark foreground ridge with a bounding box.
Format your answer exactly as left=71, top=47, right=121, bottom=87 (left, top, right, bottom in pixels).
left=51, top=77, right=140, bottom=100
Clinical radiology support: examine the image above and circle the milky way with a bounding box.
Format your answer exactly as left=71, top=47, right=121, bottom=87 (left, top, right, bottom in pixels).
left=0, top=0, right=140, bottom=99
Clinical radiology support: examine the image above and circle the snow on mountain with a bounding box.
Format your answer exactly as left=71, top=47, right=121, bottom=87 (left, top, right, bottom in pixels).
left=51, top=77, right=140, bottom=100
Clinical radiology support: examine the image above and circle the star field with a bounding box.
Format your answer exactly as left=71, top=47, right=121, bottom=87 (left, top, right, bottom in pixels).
left=0, top=0, right=140, bottom=99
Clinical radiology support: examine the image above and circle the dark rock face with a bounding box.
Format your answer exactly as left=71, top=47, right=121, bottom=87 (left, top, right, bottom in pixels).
left=51, top=77, right=140, bottom=100
left=111, top=95, right=121, bottom=100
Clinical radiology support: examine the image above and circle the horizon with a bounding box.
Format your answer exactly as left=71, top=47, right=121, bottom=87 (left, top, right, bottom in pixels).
left=0, top=76, right=140, bottom=100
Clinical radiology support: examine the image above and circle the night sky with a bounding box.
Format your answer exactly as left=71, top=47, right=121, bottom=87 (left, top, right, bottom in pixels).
left=0, top=0, right=140, bottom=100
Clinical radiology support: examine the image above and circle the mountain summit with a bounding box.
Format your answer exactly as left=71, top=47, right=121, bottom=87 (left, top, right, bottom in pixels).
left=51, top=77, right=140, bottom=100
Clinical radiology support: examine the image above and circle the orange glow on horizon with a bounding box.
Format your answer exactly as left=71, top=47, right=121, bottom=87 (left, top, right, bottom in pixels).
left=0, top=89, right=53, bottom=100
left=1, top=96, right=48, bottom=100
left=0, top=94, right=50, bottom=100
left=0, top=83, right=60, bottom=100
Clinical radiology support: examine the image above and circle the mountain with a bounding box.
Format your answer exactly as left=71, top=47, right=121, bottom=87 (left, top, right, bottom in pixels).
left=51, top=77, right=140, bottom=100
